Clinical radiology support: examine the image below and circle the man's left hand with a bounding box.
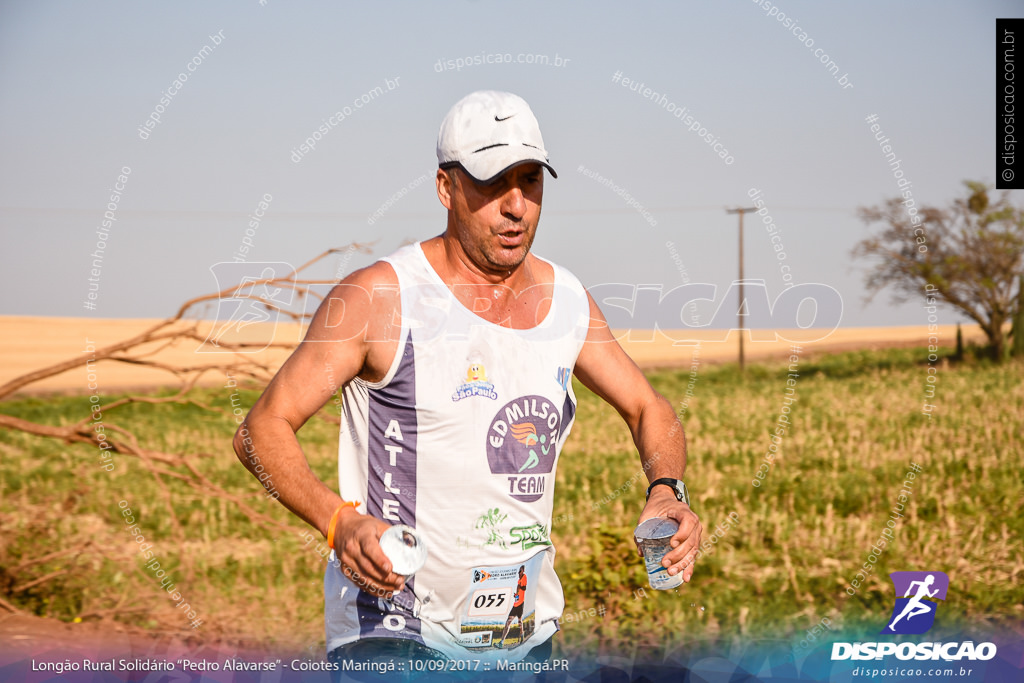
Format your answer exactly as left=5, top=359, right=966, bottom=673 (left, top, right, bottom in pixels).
left=637, top=488, right=702, bottom=583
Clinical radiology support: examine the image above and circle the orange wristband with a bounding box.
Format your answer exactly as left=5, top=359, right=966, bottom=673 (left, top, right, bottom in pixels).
left=326, top=500, right=360, bottom=550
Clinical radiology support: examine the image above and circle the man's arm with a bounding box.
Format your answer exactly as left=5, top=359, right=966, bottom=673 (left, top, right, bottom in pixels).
left=573, top=293, right=702, bottom=582
left=232, top=262, right=405, bottom=597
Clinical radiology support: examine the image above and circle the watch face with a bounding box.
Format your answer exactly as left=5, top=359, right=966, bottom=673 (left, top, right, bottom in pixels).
left=668, top=480, right=688, bottom=504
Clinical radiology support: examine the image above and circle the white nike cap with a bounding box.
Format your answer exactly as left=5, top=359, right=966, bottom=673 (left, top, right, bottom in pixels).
left=437, top=90, right=557, bottom=184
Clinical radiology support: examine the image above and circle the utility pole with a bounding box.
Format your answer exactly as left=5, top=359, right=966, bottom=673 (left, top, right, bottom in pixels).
left=726, top=207, right=757, bottom=373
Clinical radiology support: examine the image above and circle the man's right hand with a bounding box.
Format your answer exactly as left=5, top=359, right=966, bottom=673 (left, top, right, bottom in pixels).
left=332, top=509, right=406, bottom=599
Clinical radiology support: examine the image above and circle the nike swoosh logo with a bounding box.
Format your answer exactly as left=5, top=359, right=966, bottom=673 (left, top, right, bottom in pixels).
left=495, top=114, right=515, bottom=121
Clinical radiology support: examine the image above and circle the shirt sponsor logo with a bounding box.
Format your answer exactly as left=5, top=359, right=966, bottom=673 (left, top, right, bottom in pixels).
left=452, top=362, right=498, bottom=402
left=486, top=395, right=560, bottom=502
left=509, top=523, right=551, bottom=551
left=475, top=507, right=509, bottom=549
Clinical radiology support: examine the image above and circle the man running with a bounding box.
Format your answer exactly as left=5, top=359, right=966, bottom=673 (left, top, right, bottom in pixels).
left=496, top=565, right=528, bottom=648
left=234, top=90, right=702, bottom=666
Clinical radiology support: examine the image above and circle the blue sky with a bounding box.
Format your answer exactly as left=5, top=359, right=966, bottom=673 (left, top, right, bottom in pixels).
left=0, top=0, right=1017, bottom=328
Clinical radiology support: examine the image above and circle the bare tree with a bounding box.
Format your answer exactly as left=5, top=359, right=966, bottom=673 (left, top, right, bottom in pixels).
left=854, top=181, right=1024, bottom=360
left=0, top=245, right=373, bottom=620
left=0, top=245, right=371, bottom=537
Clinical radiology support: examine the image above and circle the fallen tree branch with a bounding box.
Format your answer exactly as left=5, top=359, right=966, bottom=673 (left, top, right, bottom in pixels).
left=1, top=244, right=373, bottom=546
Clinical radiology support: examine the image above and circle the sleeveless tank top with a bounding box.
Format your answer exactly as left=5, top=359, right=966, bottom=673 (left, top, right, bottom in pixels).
left=324, top=241, right=591, bottom=661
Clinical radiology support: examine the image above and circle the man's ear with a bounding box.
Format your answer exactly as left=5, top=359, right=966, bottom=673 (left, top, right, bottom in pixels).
left=436, top=168, right=454, bottom=210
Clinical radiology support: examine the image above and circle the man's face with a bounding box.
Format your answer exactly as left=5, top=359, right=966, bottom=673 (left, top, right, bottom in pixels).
left=438, top=163, right=544, bottom=274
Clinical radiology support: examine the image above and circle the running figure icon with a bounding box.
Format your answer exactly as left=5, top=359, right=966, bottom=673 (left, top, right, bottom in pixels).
left=888, top=573, right=938, bottom=631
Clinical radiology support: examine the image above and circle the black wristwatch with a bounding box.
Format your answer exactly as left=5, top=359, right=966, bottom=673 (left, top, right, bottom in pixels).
left=646, top=478, right=690, bottom=505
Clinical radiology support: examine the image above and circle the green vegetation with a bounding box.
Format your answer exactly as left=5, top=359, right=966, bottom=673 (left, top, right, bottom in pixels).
left=1, top=347, right=1021, bottom=658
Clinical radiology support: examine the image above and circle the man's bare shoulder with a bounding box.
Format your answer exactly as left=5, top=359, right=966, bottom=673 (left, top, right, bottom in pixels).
left=336, top=259, right=400, bottom=291
left=305, top=260, right=400, bottom=343
left=325, top=259, right=400, bottom=309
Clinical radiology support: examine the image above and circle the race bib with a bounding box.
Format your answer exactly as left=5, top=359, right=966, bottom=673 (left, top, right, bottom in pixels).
left=456, top=554, right=543, bottom=650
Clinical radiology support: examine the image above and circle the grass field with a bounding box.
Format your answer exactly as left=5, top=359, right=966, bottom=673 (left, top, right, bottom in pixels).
left=1, top=346, right=1021, bottom=659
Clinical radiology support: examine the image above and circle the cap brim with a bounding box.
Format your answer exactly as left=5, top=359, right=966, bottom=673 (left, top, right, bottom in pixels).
left=448, top=146, right=557, bottom=184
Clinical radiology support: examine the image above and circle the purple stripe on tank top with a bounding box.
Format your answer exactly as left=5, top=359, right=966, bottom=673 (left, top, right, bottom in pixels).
left=560, top=392, right=576, bottom=442
left=356, top=333, right=423, bottom=641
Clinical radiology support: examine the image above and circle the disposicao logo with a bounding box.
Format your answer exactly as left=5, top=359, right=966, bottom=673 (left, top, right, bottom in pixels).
left=831, top=570, right=997, bottom=662
left=881, top=571, right=948, bottom=635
